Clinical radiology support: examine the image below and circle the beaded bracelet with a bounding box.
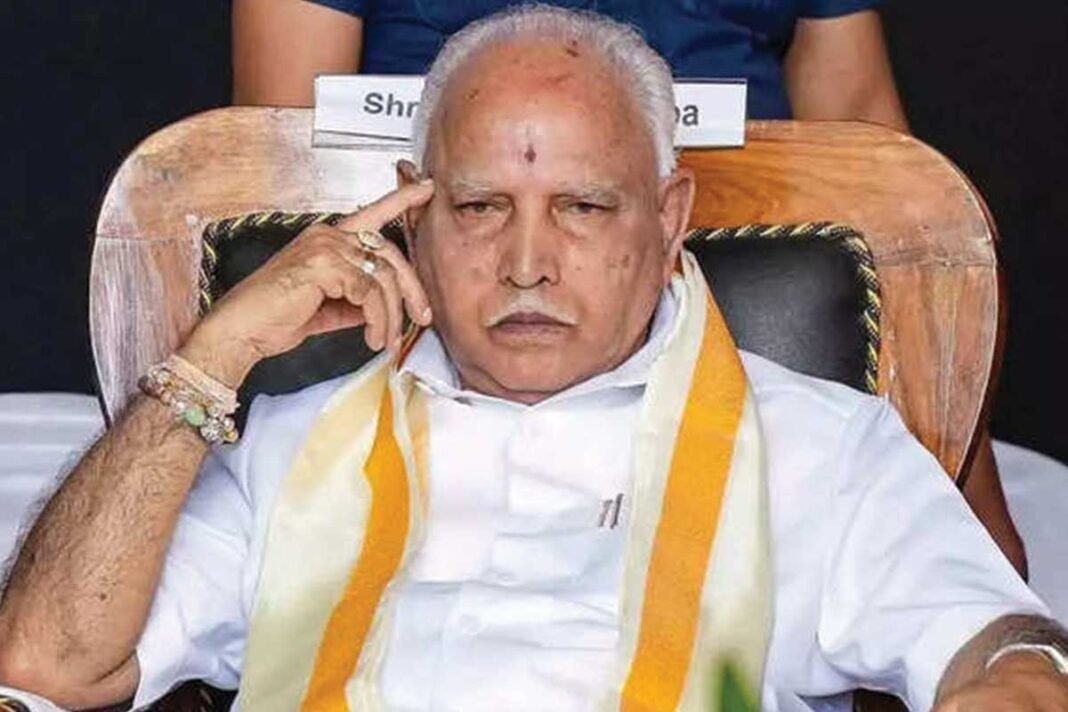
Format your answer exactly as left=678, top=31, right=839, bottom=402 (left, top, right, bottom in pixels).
left=138, top=356, right=240, bottom=444
left=167, top=353, right=239, bottom=414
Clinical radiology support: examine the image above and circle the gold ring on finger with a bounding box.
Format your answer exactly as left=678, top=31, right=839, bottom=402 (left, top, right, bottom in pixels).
left=352, top=228, right=387, bottom=251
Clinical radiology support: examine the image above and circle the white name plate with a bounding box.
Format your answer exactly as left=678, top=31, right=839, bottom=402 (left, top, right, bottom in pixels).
left=314, top=74, right=747, bottom=150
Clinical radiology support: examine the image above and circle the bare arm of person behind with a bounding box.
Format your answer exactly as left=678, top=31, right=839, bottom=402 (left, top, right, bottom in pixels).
left=784, top=9, right=909, bottom=132
left=0, top=178, right=434, bottom=710
left=233, top=0, right=364, bottom=106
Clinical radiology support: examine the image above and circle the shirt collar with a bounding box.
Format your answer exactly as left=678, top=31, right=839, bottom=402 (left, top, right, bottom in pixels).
left=400, top=277, right=682, bottom=408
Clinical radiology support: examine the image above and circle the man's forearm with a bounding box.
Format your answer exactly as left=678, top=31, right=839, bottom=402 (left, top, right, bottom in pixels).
left=0, top=395, right=209, bottom=697
left=0, top=181, right=430, bottom=705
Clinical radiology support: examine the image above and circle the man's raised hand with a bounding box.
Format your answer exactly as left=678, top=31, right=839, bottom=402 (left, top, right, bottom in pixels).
left=178, top=179, right=435, bottom=388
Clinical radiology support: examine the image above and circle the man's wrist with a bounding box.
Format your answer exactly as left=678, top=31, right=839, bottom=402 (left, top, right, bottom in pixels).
left=175, top=322, right=260, bottom=390
left=988, top=644, right=1068, bottom=677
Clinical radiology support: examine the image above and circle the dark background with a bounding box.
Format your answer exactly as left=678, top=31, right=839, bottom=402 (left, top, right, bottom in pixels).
left=0, top=1, right=1065, bottom=461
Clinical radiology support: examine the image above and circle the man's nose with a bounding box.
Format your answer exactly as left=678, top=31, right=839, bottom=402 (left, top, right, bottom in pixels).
left=496, top=208, right=562, bottom=289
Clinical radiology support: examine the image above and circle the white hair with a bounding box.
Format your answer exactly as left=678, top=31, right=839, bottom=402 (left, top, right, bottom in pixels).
left=411, top=3, right=677, bottom=177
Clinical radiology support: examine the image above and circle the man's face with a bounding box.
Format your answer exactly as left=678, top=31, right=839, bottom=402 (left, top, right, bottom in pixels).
left=407, top=39, right=693, bottom=403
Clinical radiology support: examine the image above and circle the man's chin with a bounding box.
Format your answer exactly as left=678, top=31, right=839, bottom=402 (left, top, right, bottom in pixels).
left=479, top=360, right=591, bottom=404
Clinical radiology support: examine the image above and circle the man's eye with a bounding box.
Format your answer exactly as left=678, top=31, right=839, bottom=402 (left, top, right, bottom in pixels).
left=456, top=201, right=494, bottom=215
left=569, top=201, right=606, bottom=215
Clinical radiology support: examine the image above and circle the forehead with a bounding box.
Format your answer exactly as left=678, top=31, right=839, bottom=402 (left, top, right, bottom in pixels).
left=428, top=37, right=658, bottom=183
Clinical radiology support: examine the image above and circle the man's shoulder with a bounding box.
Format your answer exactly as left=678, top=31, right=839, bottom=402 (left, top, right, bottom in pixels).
left=245, top=372, right=353, bottom=426
left=204, top=361, right=387, bottom=520
left=215, top=358, right=387, bottom=476
left=738, top=351, right=927, bottom=491
left=739, top=350, right=882, bottom=425
left=241, top=353, right=392, bottom=432
left=209, top=375, right=348, bottom=479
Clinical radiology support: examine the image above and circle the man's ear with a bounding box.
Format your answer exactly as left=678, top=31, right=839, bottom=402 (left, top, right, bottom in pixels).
left=396, top=159, right=427, bottom=254
left=657, top=167, right=696, bottom=278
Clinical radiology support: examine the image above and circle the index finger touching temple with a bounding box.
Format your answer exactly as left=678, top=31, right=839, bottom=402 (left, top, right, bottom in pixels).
left=336, top=178, right=435, bottom=233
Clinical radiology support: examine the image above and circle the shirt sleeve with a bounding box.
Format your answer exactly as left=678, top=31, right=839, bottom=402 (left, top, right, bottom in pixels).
left=816, top=399, right=1049, bottom=711
left=797, top=0, right=882, bottom=19
left=132, top=447, right=253, bottom=707
left=305, top=0, right=371, bottom=17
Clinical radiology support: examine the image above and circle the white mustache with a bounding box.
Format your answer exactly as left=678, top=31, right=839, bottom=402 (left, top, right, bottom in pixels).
left=484, top=293, right=578, bottom=328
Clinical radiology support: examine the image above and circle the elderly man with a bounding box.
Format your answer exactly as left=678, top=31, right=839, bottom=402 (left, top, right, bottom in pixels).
left=0, top=7, right=1066, bottom=712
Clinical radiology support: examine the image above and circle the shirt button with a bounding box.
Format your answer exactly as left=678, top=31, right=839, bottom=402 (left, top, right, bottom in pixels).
left=455, top=614, right=482, bottom=636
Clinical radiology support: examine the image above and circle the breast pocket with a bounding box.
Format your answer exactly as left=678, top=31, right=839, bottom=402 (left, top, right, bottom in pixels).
left=414, top=0, right=596, bottom=34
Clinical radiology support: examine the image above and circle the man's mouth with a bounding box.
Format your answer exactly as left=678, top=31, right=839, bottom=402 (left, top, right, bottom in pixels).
left=484, top=292, right=578, bottom=344
left=490, top=310, right=574, bottom=339
left=493, top=309, right=572, bottom=335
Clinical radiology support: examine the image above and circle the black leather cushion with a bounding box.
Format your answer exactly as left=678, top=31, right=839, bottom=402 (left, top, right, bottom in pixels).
left=686, top=224, right=879, bottom=393
left=201, top=215, right=880, bottom=420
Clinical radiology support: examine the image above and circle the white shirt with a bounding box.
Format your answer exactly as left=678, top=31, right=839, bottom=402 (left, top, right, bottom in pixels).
left=134, top=286, right=1046, bottom=712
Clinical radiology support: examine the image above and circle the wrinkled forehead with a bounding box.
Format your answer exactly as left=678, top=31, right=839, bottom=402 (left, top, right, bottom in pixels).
left=424, top=37, right=657, bottom=178
left=446, top=36, right=623, bottom=104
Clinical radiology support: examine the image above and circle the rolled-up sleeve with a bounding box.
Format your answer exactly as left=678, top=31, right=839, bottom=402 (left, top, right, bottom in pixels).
left=305, top=0, right=370, bottom=17
left=817, top=399, right=1048, bottom=710
left=797, top=0, right=882, bottom=19
left=133, top=448, right=252, bottom=707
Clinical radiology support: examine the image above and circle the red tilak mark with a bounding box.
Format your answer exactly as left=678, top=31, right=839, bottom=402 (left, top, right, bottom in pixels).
left=524, top=145, right=537, bottom=163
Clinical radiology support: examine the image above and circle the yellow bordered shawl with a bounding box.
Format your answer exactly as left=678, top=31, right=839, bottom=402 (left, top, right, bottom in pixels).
left=237, top=252, right=772, bottom=711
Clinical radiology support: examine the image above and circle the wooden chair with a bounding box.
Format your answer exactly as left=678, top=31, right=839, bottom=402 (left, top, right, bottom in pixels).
left=89, top=110, right=1002, bottom=710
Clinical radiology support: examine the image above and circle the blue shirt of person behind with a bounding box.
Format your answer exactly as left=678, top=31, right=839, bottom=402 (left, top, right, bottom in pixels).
left=309, top=0, right=882, bottom=119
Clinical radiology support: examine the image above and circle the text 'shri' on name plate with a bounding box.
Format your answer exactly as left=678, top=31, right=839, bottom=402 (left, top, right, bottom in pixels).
left=313, top=74, right=747, bottom=150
